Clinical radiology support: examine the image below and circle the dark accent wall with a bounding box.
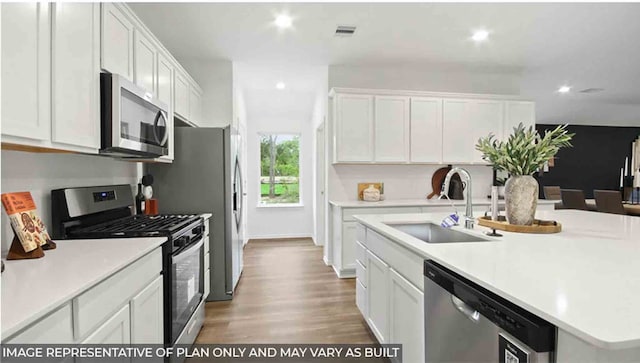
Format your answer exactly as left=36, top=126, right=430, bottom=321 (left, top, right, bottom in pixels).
left=535, top=124, right=640, bottom=199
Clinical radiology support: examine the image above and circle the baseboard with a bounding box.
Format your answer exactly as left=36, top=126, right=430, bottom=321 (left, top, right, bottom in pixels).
left=332, top=265, right=355, bottom=279
left=323, top=255, right=331, bottom=266
left=247, top=233, right=314, bottom=240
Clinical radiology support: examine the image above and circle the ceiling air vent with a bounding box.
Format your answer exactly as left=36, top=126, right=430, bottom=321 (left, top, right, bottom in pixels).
left=579, top=88, right=605, bottom=94
left=335, top=25, right=356, bottom=37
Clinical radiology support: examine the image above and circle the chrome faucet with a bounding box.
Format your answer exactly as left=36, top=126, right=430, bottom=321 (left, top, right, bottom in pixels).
left=440, top=167, right=474, bottom=229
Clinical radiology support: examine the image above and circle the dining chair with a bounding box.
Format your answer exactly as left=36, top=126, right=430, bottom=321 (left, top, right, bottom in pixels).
left=543, top=186, right=564, bottom=209
left=543, top=186, right=562, bottom=200
left=560, top=189, right=588, bottom=210
left=594, top=190, right=626, bottom=215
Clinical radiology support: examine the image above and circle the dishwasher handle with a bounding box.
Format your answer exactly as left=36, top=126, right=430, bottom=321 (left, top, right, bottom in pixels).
left=451, top=295, right=481, bottom=323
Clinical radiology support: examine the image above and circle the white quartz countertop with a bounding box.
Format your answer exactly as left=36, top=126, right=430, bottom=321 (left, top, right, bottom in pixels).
left=354, top=210, right=640, bottom=350
left=330, top=198, right=556, bottom=208
left=1, top=237, right=166, bottom=339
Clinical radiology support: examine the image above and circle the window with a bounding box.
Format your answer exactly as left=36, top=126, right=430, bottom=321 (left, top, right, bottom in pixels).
left=259, top=133, right=301, bottom=205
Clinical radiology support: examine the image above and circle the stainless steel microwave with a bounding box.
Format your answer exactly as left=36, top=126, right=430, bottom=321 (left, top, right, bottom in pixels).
left=100, top=73, right=169, bottom=158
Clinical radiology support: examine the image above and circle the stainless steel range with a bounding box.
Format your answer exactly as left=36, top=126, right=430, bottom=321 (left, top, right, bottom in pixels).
left=51, top=184, right=206, bottom=345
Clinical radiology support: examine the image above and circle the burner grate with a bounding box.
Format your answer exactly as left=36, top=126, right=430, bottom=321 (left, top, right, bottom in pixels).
left=71, top=214, right=199, bottom=235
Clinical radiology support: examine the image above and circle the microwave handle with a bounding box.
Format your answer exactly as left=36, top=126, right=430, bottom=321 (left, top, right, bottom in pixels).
left=153, top=110, right=169, bottom=147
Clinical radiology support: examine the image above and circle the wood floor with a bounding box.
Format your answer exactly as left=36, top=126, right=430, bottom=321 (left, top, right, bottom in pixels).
left=195, top=238, right=378, bottom=344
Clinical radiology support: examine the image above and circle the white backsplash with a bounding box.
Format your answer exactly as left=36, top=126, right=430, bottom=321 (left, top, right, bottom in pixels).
left=329, top=164, right=494, bottom=201
left=1, top=150, right=139, bottom=252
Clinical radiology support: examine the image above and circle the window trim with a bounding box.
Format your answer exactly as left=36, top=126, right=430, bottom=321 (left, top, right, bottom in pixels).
left=257, top=132, right=302, bottom=207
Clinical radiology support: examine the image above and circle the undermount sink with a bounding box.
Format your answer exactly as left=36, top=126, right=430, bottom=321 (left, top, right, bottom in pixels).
left=384, top=222, right=489, bottom=243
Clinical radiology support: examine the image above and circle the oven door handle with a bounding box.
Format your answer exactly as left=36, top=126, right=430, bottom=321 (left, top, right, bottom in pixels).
left=173, top=237, right=204, bottom=264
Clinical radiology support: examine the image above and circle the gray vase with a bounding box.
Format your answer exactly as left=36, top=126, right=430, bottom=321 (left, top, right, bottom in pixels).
left=505, top=175, right=539, bottom=225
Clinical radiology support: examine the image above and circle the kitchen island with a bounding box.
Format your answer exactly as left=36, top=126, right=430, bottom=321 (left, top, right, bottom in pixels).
left=353, top=210, right=640, bottom=362
left=328, top=198, right=557, bottom=278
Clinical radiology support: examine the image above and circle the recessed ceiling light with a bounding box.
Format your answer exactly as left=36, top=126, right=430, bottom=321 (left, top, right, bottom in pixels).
left=274, top=14, right=292, bottom=29
left=276, top=82, right=286, bottom=90
left=471, top=30, right=489, bottom=42
left=557, top=86, right=571, bottom=93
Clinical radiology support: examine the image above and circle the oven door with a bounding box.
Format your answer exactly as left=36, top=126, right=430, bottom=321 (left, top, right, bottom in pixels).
left=100, top=73, right=169, bottom=157
left=170, top=237, right=204, bottom=342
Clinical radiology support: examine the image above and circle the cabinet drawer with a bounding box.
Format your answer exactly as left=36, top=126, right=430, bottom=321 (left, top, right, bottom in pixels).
left=343, top=207, right=421, bottom=221
left=355, top=240, right=367, bottom=265
left=4, top=303, right=73, bottom=344
left=356, top=260, right=367, bottom=287
left=367, top=230, right=424, bottom=291
left=73, top=247, right=162, bottom=340
left=356, top=223, right=366, bottom=243
left=356, top=280, right=367, bottom=318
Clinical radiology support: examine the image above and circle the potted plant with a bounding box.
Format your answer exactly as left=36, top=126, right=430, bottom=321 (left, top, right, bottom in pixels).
left=476, top=123, right=574, bottom=225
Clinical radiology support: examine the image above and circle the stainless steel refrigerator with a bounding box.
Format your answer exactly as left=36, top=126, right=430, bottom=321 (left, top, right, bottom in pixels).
left=149, top=126, right=244, bottom=301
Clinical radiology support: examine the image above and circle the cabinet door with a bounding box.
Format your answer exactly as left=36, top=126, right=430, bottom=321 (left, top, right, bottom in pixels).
left=174, top=72, right=190, bottom=119
left=442, top=99, right=472, bottom=163
left=356, top=280, right=367, bottom=319
left=342, top=222, right=357, bottom=271
left=101, top=3, right=134, bottom=80
left=130, top=276, right=163, bottom=344
left=157, top=53, right=174, bottom=160
left=82, top=304, right=131, bottom=344
left=1, top=3, right=51, bottom=141
left=189, top=86, right=201, bottom=126
left=505, top=101, right=535, bottom=136
left=51, top=2, right=100, bottom=150
left=471, top=100, right=504, bottom=162
left=374, top=96, right=410, bottom=162
left=134, top=29, right=156, bottom=95
left=334, top=94, right=374, bottom=162
left=389, top=268, right=424, bottom=363
left=366, top=250, right=389, bottom=343
left=410, top=97, right=443, bottom=163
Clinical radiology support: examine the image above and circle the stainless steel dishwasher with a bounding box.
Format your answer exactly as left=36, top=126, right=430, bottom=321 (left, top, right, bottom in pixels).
left=424, top=260, right=556, bottom=363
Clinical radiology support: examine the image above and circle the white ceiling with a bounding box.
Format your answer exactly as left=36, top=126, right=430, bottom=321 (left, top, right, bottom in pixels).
left=130, top=2, right=640, bottom=126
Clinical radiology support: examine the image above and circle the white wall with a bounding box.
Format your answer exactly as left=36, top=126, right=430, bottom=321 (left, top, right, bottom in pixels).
left=180, top=59, right=233, bottom=127
left=1, top=150, right=139, bottom=251
left=246, top=116, right=314, bottom=239
left=327, top=64, right=523, bottom=203
left=235, top=63, right=327, bottom=241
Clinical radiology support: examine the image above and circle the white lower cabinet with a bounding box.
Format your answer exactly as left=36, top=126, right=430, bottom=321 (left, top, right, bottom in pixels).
left=83, top=305, right=131, bottom=344
left=357, top=225, right=425, bottom=362
left=130, top=276, right=164, bottom=344
left=2, top=247, right=164, bottom=344
left=366, top=250, right=390, bottom=343
left=389, top=268, right=424, bottom=363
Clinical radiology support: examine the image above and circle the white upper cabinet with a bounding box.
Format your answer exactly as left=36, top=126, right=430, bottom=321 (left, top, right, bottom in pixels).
left=134, top=29, right=156, bottom=95
left=505, top=101, right=536, bottom=136
left=470, top=99, right=504, bottom=162
left=174, top=71, right=190, bottom=120
left=51, top=3, right=100, bottom=150
left=331, top=89, right=533, bottom=165
left=157, top=53, right=174, bottom=160
left=442, top=98, right=473, bottom=163
left=410, top=97, right=443, bottom=163
left=334, top=94, right=374, bottom=163
left=101, top=3, right=134, bottom=80
left=1, top=3, right=51, bottom=142
left=374, top=96, right=410, bottom=162
left=189, top=86, right=202, bottom=126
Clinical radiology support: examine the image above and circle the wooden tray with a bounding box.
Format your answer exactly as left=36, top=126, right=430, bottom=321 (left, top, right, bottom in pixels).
left=478, top=216, right=562, bottom=234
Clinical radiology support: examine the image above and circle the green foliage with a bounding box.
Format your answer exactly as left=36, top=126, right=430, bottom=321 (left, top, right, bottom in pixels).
left=475, top=123, right=574, bottom=176
left=260, top=135, right=300, bottom=177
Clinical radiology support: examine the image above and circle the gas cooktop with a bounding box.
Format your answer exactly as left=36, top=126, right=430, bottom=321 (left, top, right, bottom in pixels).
left=69, top=214, right=200, bottom=238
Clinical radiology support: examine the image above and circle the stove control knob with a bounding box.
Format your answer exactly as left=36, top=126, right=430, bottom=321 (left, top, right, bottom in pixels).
left=174, top=236, right=189, bottom=248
